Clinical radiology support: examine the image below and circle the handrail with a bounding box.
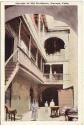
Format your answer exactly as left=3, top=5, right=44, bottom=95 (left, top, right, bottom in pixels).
left=5, top=48, right=18, bottom=66
left=18, top=46, right=43, bottom=73
left=43, top=73, right=70, bottom=75
left=43, top=73, right=70, bottom=81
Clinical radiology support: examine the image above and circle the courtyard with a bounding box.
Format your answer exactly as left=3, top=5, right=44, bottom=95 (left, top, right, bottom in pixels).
left=9, top=107, right=65, bottom=121
left=4, top=5, right=78, bottom=122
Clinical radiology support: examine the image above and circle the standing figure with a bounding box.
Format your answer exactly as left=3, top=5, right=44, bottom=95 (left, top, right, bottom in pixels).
left=50, top=99, right=55, bottom=116
left=45, top=101, right=48, bottom=112
left=50, top=99, right=55, bottom=107
left=31, top=100, right=38, bottom=121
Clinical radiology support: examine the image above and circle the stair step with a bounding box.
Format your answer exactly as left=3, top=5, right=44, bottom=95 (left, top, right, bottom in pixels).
left=6, top=62, right=16, bottom=65
left=7, top=65, right=16, bottom=67
left=6, top=67, right=14, bottom=69
left=7, top=63, right=16, bottom=65
left=6, top=63, right=16, bottom=66
left=5, top=73, right=13, bottom=77
left=5, top=69, right=14, bottom=72
left=5, top=61, right=19, bottom=89
left=5, top=71, right=13, bottom=74
left=5, top=74, right=12, bottom=77
left=5, top=70, right=16, bottom=80
left=6, top=69, right=14, bottom=71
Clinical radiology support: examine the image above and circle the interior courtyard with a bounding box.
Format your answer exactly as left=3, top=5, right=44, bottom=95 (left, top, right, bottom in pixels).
left=5, top=5, right=78, bottom=121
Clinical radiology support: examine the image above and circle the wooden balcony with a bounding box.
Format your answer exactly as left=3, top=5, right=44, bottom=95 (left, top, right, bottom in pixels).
left=43, top=73, right=70, bottom=84
left=18, top=46, right=44, bottom=82
left=46, top=50, right=66, bottom=62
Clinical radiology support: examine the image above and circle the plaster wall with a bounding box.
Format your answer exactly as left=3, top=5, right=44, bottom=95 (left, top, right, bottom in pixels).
left=68, top=30, right=78, bottom=107
left=11, top=74, right=38, bottom=115
left=58, top=88, right=73, bottom=108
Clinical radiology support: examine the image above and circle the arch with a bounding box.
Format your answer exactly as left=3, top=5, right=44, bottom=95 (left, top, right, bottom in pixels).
left=42, top=87, right=58, bottom=106
left=43, top=31, right=68, bottom=43
left=5, top=5, right=77, bottom=33
left=44, top=37, right=65, bottom=54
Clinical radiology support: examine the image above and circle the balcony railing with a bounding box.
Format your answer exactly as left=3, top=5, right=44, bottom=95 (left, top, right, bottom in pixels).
left=18, top=46, right=44, bottom=81
left=43, top=73, right=70, bottom=82
left=46, top=50, right=65, bottom=62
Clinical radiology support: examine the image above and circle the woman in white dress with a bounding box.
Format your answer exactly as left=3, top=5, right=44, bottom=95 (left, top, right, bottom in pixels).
left=50, top=99, right=55, bottom=107
left=50, top=99, right=55, bottom=116
left=45, top=101, right=48, bottom=112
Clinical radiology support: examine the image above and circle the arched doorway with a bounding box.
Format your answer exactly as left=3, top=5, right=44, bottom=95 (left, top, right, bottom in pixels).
left=44, top=37, right=65, bottom=55
left=42, top=87, right=58, bottom=106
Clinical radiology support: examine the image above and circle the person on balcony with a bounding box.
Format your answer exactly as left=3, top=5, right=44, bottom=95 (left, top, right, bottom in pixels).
left=53, top=71, right=57, bottom=80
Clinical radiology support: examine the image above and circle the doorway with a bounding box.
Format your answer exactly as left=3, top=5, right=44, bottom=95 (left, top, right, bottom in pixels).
left=42, top=87, right=58, bottom=106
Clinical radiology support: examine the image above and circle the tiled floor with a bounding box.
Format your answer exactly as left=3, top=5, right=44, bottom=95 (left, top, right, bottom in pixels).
left=21, top=107, right=65, bottom=121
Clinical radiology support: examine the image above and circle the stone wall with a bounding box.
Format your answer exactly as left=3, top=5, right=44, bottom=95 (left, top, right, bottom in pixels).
left=11, top=73, right=38, bottom=115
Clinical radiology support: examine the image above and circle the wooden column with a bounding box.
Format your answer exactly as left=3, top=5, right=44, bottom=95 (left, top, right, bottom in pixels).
left=42, top=23, right=45, bottom=46
left=38, top=14, right=41, bottom=39
left=18, top=18, right=22, bottom=60
left=43, top=62, right=44, bottom=74
left=18, top=18, right=22, bottom=45
left=41, top=57, right=43, bottom=71
left=50, top=64, right=52, bottom=79
left=42, top=24, right=45, bottom=37
left=29, top=36, right=31, bottom=57
left=36, top=49, right=38, bottom=66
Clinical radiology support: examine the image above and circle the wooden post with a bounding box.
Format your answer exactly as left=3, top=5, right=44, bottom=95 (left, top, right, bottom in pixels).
left=29, top=36, right=31, bottom=58
left=38, top=14, right=41, bottom=39
left=18, top=18, right=22, bottom=45
left=18, top=18, right=22, bottom=61
left=50, top=65, right=52, bottom=79
left=41, top=57, right=43, bottom=71
left=43, top=24, right=45, bottom=38
left=36, top=49, right=38, bottom=66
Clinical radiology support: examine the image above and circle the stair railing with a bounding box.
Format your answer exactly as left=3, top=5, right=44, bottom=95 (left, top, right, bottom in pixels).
left=5, top=48, right=18, bottom=66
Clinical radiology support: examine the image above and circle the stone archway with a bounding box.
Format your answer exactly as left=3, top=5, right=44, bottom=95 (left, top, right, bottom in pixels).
left=5, top=5, right=77, bottom=33
left=44, top=37, right=65, bottom=54
left=42, top=87, right=58, bottom=106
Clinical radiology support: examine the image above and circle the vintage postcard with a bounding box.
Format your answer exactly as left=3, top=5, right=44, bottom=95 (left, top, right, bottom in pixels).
left=0, top=1, right=84, bottom=125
